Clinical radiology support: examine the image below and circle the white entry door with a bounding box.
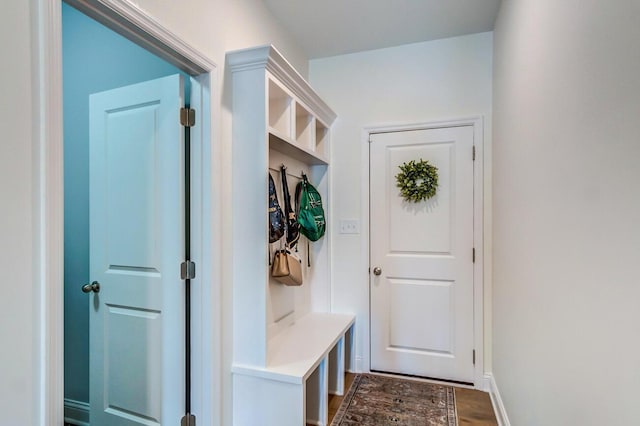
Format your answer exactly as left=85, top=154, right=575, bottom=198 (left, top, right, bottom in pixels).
left=370, top=126, right=475, bottom=383
left=88, top=74, right=185, bottom=425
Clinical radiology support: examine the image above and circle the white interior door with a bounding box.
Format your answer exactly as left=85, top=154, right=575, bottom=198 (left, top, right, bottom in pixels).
left=369, top=126, right=475, bottom=383
left=88, top=74, right=184, bottom=425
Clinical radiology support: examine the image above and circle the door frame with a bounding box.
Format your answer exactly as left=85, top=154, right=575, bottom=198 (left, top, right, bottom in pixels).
left=32, top=1, right=220, bottom=424
left=361, top=117, right=485, bottom=388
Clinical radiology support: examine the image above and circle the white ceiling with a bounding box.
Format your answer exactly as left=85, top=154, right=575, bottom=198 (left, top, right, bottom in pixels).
left=263, top=0, right=502, bottom=59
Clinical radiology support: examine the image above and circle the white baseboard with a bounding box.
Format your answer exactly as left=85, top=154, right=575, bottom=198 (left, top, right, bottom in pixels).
left=64, top=398, right=90, bottom=426
left=483, top=373, right=510, bottom=426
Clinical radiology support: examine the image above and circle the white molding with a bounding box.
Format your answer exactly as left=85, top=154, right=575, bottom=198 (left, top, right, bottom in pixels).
left=471, top=116, right=485, bottom=388
left=361, top=116, right=485, bottom=386
left=34, top=1, right=218, bottom=425
left=64, top=0, right=215, bottom=75
left=359, top=129, right=371, bottom=374
left=63, top=398, right=90, bottom=426
left=364, top=116, right=485, bottom=134
left=188, top=72, right=221, bottom=426
left=33, top=1, right=64, bottom=424
left=484, top=373, right=511, bottom=426
left=227, top=44, right=337, bottom=126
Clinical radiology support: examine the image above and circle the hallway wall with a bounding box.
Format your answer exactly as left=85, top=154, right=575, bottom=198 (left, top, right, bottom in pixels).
left=309, top=32, right=493, bottom=374
left=493, top=1, right=640, bottom=424
left=62, top=2, right=187, bottom=405
left=0, top=0, right=36, bottom=423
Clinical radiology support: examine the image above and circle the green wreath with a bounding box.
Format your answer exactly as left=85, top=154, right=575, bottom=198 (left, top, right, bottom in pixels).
left=395, top=159, right=439, bottom=203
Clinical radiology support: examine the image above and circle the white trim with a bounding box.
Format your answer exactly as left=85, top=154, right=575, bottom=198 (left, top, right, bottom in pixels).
left=34, top=1, right=219, bottom=425
left=471, top=117, right=485, bottom=388
left=64, top=0, right=215, bottom=74
left=359, top=129, right=371, bottom=375
left=33, top=1, right=64, bottom=424
left=484, top=373, right=511, bottom=426
left=64, top=398, right=90, bottom=426
left=188, top=72, right=221, bottom=426
left=227, top=44, right=336, bottom=126
left=361, top=116, right=485, bottom=387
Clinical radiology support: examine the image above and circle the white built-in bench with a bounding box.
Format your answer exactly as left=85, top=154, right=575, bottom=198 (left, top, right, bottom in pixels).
left=232, top=313, right=355, bottom=426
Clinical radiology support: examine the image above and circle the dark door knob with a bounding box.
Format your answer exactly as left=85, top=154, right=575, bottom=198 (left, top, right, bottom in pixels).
left=81, top=281, right=100, bottom=293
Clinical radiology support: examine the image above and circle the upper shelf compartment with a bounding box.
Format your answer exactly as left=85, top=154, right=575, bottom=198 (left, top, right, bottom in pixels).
left=228, top=45, right=336, bottom=165
left=268, top=78, right=292, bottom=136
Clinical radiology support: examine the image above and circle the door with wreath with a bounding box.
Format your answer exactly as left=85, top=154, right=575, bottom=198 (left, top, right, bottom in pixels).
left=369, top=125, right=475, bottom=383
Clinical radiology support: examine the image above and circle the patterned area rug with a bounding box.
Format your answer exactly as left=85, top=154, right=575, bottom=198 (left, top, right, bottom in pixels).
left=331, top=374, right=458, bottom=426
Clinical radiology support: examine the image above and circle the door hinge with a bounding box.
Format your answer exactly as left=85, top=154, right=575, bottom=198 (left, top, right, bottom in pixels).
left=181, top=414, right=196, bottom=426
left=180, top=107, right=195, bottom=127
left=180, top=260, right=196, bottom=280
left=472, top=145, right=476, bottom=161
left=473, top=350, right=476, bottom=365
left=472, top=248, right=476, bottom=263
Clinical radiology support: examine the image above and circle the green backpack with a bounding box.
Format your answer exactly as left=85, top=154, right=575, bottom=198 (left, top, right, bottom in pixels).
left=295, top=173, right=326, bottom=242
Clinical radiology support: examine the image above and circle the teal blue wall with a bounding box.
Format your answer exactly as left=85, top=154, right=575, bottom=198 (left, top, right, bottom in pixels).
left=63, top=3, right=188, bottom=403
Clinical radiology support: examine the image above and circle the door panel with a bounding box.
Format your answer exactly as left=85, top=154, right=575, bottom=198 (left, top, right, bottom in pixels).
left=105, top=305, right=162, bottom=422
left=89, top=74, right=184, bottom=425
left=106, top=102, right=159, bottom=269
left=388, top=142, right=453, bottom=254
left=370, top=126, right=474, bottom=383
left=388, top=278, right=453, bottom=354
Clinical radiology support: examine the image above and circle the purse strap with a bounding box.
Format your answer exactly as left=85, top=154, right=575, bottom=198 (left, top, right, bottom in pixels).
left=280, top=164, right=300, bottom=249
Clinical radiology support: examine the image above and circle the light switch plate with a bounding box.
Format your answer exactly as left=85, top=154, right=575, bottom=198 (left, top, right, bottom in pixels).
left=339, top=219, right=360, bottom=234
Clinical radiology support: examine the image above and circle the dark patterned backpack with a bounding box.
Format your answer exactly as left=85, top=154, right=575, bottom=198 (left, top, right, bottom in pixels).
left=268, top=173, right=285, bottom=243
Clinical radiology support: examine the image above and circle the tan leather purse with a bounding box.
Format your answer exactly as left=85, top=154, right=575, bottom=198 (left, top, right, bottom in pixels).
left=271, top=249, right=303, bottom=286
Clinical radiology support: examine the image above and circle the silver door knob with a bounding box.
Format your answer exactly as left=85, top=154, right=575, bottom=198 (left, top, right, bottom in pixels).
left=82, top=281, right=100, bottom=293
left=372, top=267, right=382, bottom=276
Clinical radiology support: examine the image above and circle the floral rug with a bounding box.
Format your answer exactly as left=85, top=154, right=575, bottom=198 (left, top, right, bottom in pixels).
left=331, top=374, right=458, bottom=426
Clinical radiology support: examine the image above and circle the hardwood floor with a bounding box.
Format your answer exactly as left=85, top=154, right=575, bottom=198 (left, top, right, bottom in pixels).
left=320, top=372, right=498, bottom=426
left=456, top=387, right=498, bottom=425
left=69, top=373, right=497, bottom=426
left=328, top=371, right=357, bottom=422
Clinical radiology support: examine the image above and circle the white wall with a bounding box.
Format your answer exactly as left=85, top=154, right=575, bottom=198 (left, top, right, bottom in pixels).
left=0, top=1, right=35, bottom=424
left=309, top=32, right=493, bottom=374
left=2, top=0, right=307, bottom=424
left=493, top=1, right=640, bottom=424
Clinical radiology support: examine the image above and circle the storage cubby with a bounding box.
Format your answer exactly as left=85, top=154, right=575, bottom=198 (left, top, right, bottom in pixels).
left=266, top=150, right=312, bottom=340
left=295, top=101, right=315, bottom=149
left=268, top=78, right=292, bottom=136
left=228, top=45, right=354, bottom=426
left=306, top=361, right=328, bottom=425
left=315, top=120, right=329, bottom=158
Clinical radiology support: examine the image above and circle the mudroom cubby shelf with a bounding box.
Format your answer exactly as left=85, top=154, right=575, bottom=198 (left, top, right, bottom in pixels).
left=269, top=132, right=328, bottom=166
left=228, top=44, right=354, bottom=426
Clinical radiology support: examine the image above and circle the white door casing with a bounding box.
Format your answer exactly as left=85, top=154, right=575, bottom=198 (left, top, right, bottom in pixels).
left=34, top=1, right=219, bottom=424
left=369, top=125, right=475, bottom=383
left=89, top=74, right=184, bottom=425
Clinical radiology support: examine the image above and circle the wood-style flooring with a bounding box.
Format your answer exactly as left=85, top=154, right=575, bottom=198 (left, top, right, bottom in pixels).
left=66, top=373, right=497, bottom=426
left=321, top=372, right=498, bottom=426
left=456, top=386, right=498, bottom=425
